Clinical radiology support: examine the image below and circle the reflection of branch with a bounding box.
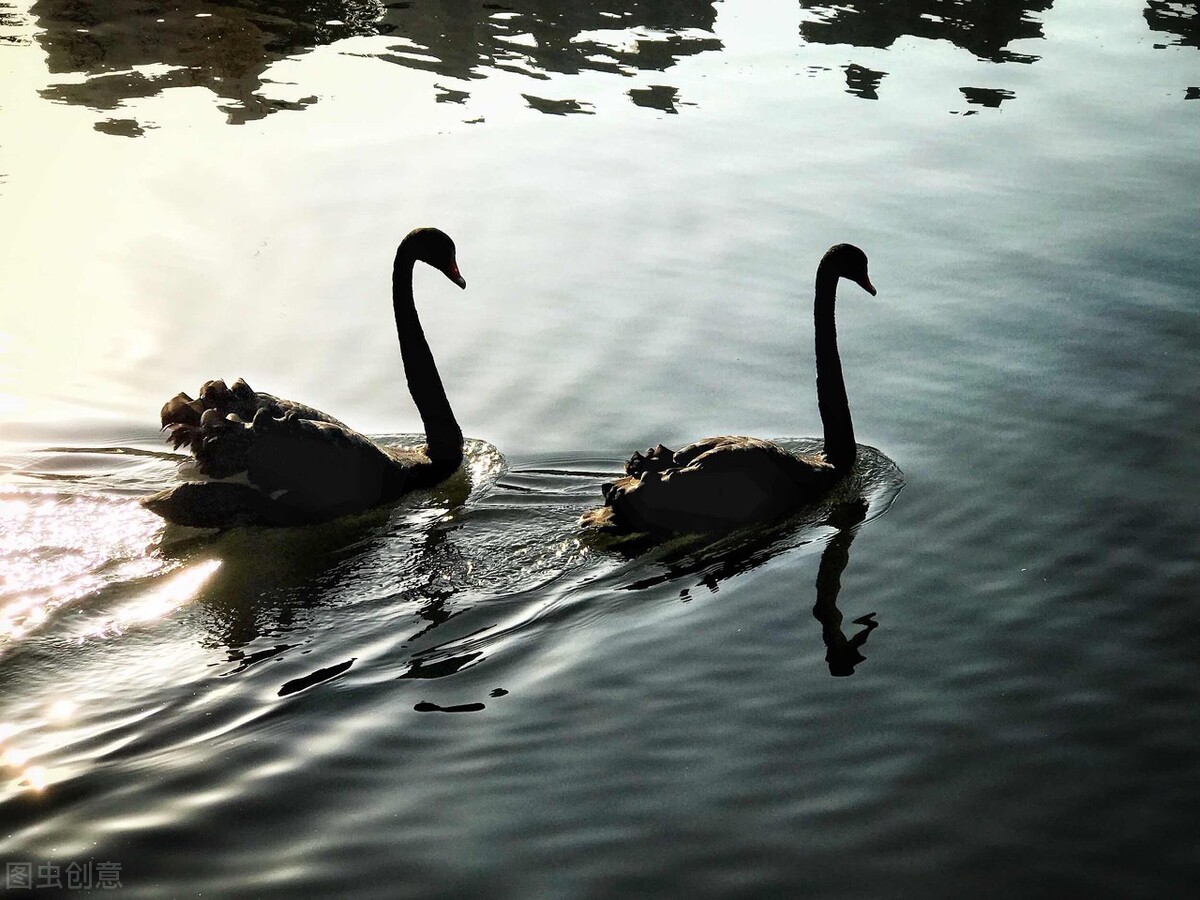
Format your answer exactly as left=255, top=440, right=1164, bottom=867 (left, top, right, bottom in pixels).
left=812, top=499, right=876, bottom=677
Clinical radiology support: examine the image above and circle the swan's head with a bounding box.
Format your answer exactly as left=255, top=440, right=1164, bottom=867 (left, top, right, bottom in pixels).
left=403, top=227, right=467, bottom=289
left=825, top=243, right=876, bottom=296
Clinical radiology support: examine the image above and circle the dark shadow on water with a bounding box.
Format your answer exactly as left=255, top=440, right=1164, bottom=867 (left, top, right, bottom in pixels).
left=184, top=505, right=498, bottom=696
left=521, top=94, right=595, bottom=116
left=277, top=655, right=355, bottom=696
left=413, top=699, right=486, bottom=713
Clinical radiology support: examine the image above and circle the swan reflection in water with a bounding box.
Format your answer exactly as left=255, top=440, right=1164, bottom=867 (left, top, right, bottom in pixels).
left=149, top=457, right=486, bottom=676
left=608, top=455, right=902, bottom=677
left=811, top=499, right=877, bottom=677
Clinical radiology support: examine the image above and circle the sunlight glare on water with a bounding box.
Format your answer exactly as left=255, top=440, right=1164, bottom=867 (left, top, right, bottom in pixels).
left=0, top=492, right=168, bottom=647
left=77, top=558, right=221, bottom=640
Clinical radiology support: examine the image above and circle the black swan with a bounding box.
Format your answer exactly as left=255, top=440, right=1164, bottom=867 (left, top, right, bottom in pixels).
left=142, top=227, right=468, bottom=528
left=581, top=243, right=877, bottom=534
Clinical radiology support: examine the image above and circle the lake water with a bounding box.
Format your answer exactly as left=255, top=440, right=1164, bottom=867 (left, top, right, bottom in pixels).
left=1, top=0, right=1198, bottom=896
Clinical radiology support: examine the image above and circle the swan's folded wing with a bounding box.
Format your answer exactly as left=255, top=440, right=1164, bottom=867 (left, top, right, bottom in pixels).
left=143, top=410, right=409, bottom=527
left=243, top=415, right=407, bottom=519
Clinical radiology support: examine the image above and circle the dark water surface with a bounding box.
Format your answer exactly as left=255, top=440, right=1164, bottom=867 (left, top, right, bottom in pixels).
left=1, top=0, right=1198, bottom=897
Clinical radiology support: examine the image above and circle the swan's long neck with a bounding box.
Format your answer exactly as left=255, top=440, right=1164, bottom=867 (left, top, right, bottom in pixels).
left=814, top=263, right=856, bottom=473
left=393, top=251, right=463, bottom=463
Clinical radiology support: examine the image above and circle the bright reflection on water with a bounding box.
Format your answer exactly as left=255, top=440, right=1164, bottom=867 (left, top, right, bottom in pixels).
left=78, top=558, right=221, bottom=639
left=1, top=0, right=1199, bottom=897
left=0, top=491, right=166, bottom=645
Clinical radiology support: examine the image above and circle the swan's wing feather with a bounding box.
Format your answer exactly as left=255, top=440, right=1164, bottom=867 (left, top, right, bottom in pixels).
left=624, top=443, right=676, bottom=476
left=160, top=377, right=347, bottom=452
left=623, top=437, right=742, bottom=477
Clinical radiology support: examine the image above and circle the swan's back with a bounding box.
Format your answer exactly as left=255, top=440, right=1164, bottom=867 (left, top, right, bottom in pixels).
left=143, top=378, right=455, bottom=527
left=582, top=436, right=837, bottom=534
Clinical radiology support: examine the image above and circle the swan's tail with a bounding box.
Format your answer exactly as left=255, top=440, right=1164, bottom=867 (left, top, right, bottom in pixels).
left=579, top=503, right=621, bottom=531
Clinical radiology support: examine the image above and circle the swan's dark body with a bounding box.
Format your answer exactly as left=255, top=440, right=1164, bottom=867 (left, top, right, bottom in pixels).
left=142, top=227, right=467, bottom=528
left=581, top=243, right=877, bottom=535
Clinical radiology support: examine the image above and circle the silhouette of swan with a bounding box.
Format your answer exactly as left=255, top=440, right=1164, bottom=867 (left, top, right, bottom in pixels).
left=581, top=243, right=877, bottom=534
left=142, top=227, right=468, bottom=528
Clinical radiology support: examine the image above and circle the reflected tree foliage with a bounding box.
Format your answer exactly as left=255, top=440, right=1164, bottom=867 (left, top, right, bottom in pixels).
left=375, top=0, right=719, bottom=81
left=31, top=0, right=1188, bottom=125
left=1145, top=0, right=1200, bottom=49
left=800, top=0, right=1052, bottom=102
left=1142, top=1, right=1195, bottom=100
left=843, top=62, right=884, bottom=100
left=1, top=2, right=28, bottom=45
left=30, top=0, right=719, bottom=124
left=628, top=83, right=682, bottom=113
left=959, top=85, right=1015, bottom=107
left=31, top=0, right=370, bottom=123
left=799, top=0, right=1053, bottom=63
